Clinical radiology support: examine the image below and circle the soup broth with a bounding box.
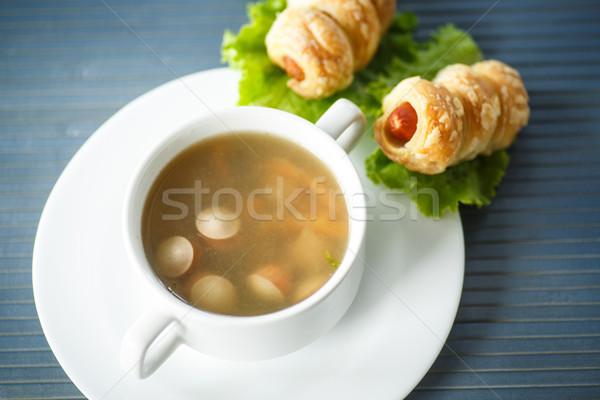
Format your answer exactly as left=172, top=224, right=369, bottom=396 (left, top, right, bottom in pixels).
left=142, top=132, right=349, bottom=316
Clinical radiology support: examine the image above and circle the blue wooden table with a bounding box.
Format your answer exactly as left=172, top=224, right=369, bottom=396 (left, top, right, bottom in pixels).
left=1, top=0, right=599, bottom=398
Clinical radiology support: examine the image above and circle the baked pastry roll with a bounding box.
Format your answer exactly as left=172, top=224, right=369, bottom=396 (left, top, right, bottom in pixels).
left=266, top=0, right=396, bottom=99
left=374, top=60, right=529, bottom=174
left=265, top=8, right=353, bottom=99
left=287, top=0, right=381, bottom=71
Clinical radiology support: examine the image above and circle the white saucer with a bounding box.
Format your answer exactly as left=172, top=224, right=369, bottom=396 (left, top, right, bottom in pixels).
left=33, top=68, right=464, bottom=400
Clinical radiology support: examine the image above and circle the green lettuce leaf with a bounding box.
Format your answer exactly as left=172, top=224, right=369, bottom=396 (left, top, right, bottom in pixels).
left=366, top=148, right=509, bottom=217
left=221, top=0, right=508, bottom=217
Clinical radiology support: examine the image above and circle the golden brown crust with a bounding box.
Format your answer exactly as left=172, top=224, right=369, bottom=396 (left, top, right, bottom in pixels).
left=265, top=8, right=354, bottom=99
left=471, top=60, right=530, bottom=150
left=374, top=60, right=529, bottom=174
left=288, top=0, right=381, bottom=71
left=370, top=0, right=396, bottom=31
left=433, top=63, right=501, bottom=161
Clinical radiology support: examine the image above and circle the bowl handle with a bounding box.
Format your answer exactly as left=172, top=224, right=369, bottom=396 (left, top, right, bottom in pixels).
left=316, top=99, right=366, bottom=153
left=120, top=306, right=184, bottom=379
